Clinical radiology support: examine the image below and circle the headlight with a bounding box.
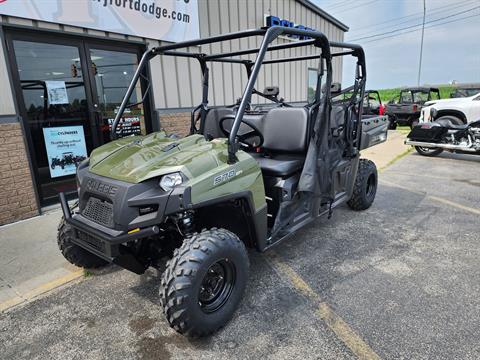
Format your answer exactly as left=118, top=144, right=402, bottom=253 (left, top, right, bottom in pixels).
left=159, top=172, right=184, bottom=191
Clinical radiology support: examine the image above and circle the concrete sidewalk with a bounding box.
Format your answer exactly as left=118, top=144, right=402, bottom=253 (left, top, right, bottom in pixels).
left=0, top=210, right=82, bottom=311
left=361, top=130, right=410, bottom=169
left=0, top=130, right=409, bottom=312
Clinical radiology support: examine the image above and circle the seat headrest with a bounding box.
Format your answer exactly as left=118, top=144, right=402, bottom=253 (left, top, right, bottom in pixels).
left=262, top=107, right=309, bottom=153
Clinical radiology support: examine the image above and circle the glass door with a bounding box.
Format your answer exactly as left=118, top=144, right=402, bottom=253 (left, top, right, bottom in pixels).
left=87, top=46, right=148, bottom=143
left=7, top=30, right=151, bottom=207
left=9, top=38, right=95, bottom=205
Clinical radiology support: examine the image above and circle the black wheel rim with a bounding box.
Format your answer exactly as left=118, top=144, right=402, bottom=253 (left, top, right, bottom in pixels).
left=198, top=259, right=236, bottom=313
left=366, top=173, right=376, bottom=198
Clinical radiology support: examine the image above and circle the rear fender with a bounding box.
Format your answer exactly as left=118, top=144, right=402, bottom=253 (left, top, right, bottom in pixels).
left=434, top=110, right=467, bottom=124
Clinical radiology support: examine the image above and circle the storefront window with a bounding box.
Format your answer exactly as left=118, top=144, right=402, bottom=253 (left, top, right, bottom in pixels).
left=9, top=33, right=149, bottom=207
left=13, top=40, right=92, bottom=203
left=90, top=48, right=146, bottom=141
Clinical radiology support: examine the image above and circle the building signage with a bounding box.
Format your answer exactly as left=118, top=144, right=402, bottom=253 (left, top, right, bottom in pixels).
left=264, top=15, right=315, bottom=40
left=107, top=116, right=142, bottom=136
left=43, top=126, right=88, bottom=178
left=0, top=0, right=199, bottom=43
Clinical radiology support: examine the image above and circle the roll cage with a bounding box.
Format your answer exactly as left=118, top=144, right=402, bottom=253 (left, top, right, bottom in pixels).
left=111, top=26, right=366, bottom=163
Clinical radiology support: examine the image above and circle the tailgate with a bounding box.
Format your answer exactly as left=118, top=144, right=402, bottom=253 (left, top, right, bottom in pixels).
left=360, top=115, right=389, bottom=150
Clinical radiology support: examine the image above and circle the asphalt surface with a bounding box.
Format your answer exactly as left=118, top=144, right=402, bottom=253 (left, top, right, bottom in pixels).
left=1, top=151, right=479, bottom=360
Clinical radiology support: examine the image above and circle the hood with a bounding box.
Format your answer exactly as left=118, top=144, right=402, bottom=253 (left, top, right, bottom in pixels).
left=88, top=132, right=228, bottom=183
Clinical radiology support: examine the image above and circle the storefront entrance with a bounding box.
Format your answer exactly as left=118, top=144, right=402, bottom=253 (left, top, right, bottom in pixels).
left=5, top=29, right=152, bottom=206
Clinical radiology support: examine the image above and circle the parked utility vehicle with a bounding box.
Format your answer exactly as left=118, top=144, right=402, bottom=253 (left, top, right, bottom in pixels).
left=385, top=87, right=441, bottom=129
left=362, top=90, right=385, bottom=116
left=450, top=84, right=480, bottom=98
left=58, top=27, right=388, bottom=337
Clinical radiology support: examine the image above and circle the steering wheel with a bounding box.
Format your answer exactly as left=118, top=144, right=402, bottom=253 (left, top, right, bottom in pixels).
left=219, top=116, right=264, bottom=149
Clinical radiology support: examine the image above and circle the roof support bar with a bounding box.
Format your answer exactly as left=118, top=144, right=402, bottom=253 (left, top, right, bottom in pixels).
left=226, top=26, right=331, bottom=164
left=205, top=39, right=316, bottom=61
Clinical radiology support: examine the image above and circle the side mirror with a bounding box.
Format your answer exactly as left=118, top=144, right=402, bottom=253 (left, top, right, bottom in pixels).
left=263, top=86, right=279, bottom=97
left=322, top=82, right=342, bottom=94
left=331, top=82, right=341, bottom=93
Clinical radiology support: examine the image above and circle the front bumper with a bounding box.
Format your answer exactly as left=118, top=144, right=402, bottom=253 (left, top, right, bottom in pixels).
left=60, top=192, right=162, bottom=273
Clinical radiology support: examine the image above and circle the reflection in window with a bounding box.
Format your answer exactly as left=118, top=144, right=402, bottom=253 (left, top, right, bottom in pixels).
left=90, top=48, right=145, bottom=139
left=13, top=40, right=88, bottom=124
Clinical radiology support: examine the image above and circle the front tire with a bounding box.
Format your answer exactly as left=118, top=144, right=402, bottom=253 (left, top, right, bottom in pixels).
left=348, top=159, right=378, bottom=211
left=414, top=146, right=443, bottom=157
left=57, top=217, right=108, bottom=269
left=160, top=228, right=249, bottom=337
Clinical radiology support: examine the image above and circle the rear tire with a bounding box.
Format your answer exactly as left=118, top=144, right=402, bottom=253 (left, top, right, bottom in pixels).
left=348, top=159, right=378, bottom=211
left=160, top=228, right=249, bottom=337
left=57, top=217, right=108, bottom=269
left=388, top=115, right=397, bottom=130
left=436, top=115, right=464, bottom=125
left=414, top=146, right=443, bottom=157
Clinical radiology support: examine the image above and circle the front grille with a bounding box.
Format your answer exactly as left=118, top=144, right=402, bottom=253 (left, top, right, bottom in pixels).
left=77, top=230, right=105, bottom=253
left=82, top=197, right=114, bottom=228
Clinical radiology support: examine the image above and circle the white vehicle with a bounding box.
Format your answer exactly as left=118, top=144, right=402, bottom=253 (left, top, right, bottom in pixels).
left=420, top=92, right=480, bottom=125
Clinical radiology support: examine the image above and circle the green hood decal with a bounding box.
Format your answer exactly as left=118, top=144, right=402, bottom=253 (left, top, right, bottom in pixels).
left=89, top=132, right=228, bottom=183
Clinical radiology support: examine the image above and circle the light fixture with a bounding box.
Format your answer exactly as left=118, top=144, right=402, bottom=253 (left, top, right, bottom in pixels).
left=159, top=172, right=184, bottom=191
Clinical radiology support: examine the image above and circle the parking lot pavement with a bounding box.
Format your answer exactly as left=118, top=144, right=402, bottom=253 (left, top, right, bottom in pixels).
left=1, top=151, right=479, bottom=360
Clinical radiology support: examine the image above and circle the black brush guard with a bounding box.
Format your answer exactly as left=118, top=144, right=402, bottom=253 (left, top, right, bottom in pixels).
left=60, top=192, right=159, bottom=274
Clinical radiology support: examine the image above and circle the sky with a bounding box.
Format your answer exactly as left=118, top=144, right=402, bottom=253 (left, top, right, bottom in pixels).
left=313, top=0, right=480, bottom=89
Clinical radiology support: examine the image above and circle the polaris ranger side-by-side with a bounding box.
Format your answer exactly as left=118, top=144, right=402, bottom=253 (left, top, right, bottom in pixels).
left=58, top=27, right=388, bottom=337
left=385, top=87, right=441, bottom=129
left=362, top=90, right=385, bottom=116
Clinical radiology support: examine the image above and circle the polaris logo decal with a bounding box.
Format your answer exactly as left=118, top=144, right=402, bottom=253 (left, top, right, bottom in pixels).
left=213, top=169, right=236, bottom=186
left=86, top=179, right=118, bottom=196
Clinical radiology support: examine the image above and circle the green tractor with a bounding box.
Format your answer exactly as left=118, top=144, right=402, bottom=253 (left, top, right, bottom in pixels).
left=58, top=27, right=388, bottom=337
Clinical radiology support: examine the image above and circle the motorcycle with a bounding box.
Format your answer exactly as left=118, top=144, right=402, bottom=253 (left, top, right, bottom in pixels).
left=405, top=118, right=480, bottom=157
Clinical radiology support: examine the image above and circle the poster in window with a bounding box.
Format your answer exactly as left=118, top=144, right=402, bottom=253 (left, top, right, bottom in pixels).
left=45, top=81, right=69, bottom=105
left=43, top=126, right=88, bottom=178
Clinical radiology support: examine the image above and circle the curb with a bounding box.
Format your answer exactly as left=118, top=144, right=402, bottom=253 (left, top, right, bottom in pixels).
left=0, top=269, right=83, bottom=312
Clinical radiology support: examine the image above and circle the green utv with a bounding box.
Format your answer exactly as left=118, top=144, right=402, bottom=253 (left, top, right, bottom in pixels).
left=58, top=27, right=388, bottom=336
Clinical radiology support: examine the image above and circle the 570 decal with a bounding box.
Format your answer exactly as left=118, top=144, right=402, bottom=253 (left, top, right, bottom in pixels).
left=213, top=169, right=236, bottom=186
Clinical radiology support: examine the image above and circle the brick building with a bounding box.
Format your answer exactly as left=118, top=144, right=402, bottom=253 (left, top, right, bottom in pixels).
left=0, top=0, right=347, bottom=225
